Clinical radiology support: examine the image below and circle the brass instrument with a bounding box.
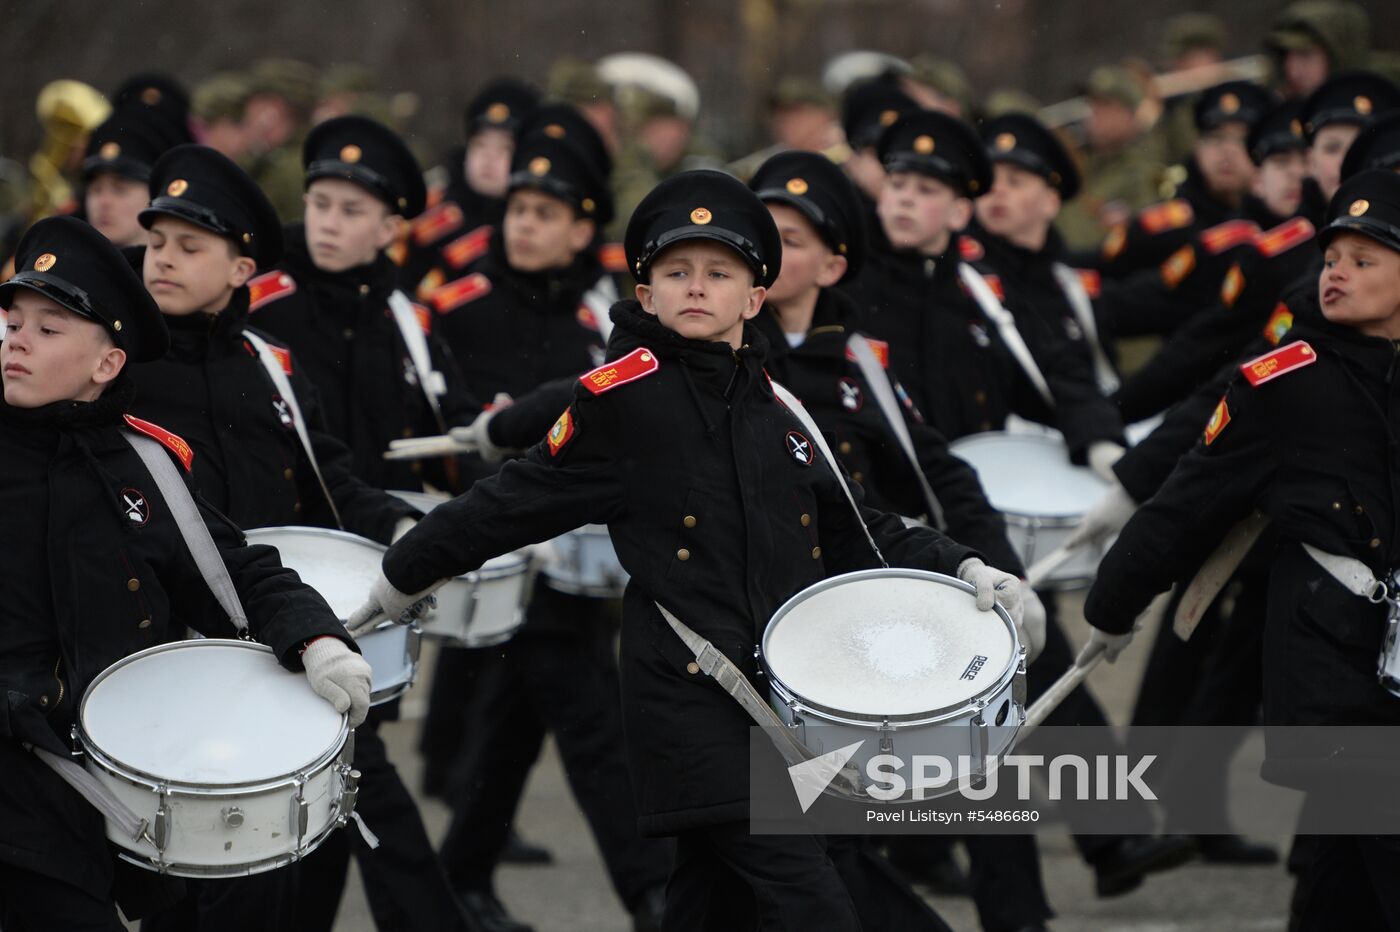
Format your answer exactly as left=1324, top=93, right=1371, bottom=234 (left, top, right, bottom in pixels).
left=25, top=80, right=110, bottom=221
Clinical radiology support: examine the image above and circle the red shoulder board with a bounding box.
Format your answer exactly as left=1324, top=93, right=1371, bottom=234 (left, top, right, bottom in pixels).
left=244, top=337, right=293, bottom=375
left=1240, top=340, right=1316, bottom=387
left=958, top=236, right=985, bottom=262
left=248, top=271, right=297, bottom=312
left=410, top=201, right=465, bottom=246
left=1199, top=219, right=1260, bottom=255
left=598, top=242, right=629, bottom=274
left=845, top=337, right=890, bottom=369
left=1075, top=268, right=1101, bottom=299
left=1159, top=244, right=1196, bottom=289
left=1262, top=302, right=1295, bottom=346
left=1220, top=262, right=1245, bottom=308
left=1203, top=396, right=1231, bottom=445
left=580, top=347, right=659, bottom=395
left=428, top=273, right=492, bottom=314
left=1139, top=199, right=1194, bottom=234
left=411, top=302, right=432, bottom=335
left=123, top=415, right=194, bottom=472
left=415, top=267, right=445, bottom=302
left=1255, top=217, right=1315, bottom=258
left=443, top=225, right=492, bottom=269
left=576, top=304, right=602, bottom=333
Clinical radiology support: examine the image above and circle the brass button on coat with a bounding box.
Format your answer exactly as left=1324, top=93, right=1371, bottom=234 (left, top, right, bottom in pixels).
left=126, top=578, right=140, bottom=592
left=811, top=546, right=822, bottom=559
left=838, top=441, right=852, bottom=455
left=683, top=515, right=697, bottom=528
left=686, top=662, right=700, bottom=675
left=1371, top=538, right=1382, bottom=549
left=800, top=514, right=811, bottom=527
left=39, top=696, right=49, bottom=708
left=677, top=548, right=691, bottom=561
left=283, top=468, right=295, bottom=480
left=138, top=619, right=152, bottom=630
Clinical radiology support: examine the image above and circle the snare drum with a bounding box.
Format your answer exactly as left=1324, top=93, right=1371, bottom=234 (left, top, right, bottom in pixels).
left=77, top=639, right=355, bottom=877
left=541, top=525, right=628, bottom=598
left=246, top=526, right=419, bottom=704
left=388, top=491, right=534, bottom=647
left=762, top=569, right=1026, bottom=799
left=949, top=431, right=1111, bottom=589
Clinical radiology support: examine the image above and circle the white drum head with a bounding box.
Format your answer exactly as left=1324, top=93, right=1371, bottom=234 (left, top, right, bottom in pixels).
left=763, top=571, right=1016, bottom=719
left=247, top=527, right=384, bottom=620
left=950, top=432, right=1108, bottom=519
left=81, top=641, right=344, bottom=786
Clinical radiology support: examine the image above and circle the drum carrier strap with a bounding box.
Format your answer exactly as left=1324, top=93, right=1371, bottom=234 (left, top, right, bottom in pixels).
left=957, top=263, right=1055, bottom=408
left=387, top=290, right=449, bottom=434
left=1050, top=262, right=1119, bottom=394
left=243, top=329, right=344, bottom=530
left=845, top=333, right=947, bottom=530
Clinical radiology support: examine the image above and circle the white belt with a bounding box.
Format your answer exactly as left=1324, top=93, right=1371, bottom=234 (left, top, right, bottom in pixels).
left=1302, top=543, right=1392, bottom=603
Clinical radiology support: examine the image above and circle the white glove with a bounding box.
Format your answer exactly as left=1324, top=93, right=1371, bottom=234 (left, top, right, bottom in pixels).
left=1076, top=626, right=1135, bottom=666
left=303, top=636, right=373, bottom=728
left=391, top=517, right=418, bottom=543
left=346, top=573, right=439, bottom=635
left=957, top=558, right=1024, bottom=628
left=1063, top=482, right=1138, bottom=549
left=1019, top=583, right=1047, bottom=663
left=1087, top=441, right=1126, bottom=484
left=449, top=394, right=515, bottom=464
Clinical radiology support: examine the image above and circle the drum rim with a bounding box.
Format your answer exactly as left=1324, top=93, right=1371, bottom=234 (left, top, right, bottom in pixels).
left=761, top=569, right=1023, bottom=725
left=78, top=639, right=349, bottom=791
left=245, top=524, right=388, bottom=555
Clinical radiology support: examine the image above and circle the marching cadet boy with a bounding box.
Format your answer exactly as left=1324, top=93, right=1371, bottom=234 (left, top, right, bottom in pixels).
left=248, top=114, right=481, bottom=495
left=1298, top=71, right=1400, bottom=207
left=1083, top=169, right=1400, bottom=930
left=402, top=78, right=541, bottom=296
left=420, top=112, right=673, bottom=932
left=844, top=109, right=1125, bottom=472
left=132, top=144, right=419, bottom=543
left=240, top=115, right=479, bottom=932
left=81, top=112, right=181, bottom=248
left=0, top=216, right=369, bottom=930
left=352, top=169, right=1024, bottom=930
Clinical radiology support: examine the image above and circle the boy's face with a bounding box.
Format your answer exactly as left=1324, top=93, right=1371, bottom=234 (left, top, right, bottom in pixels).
left=1252, top=150, right=1307, bottom=218
left=1309, top=124, right=1361, bottom=201
left=1193, top=122, right=1255, bottom=200
left=635, top=240, right=765, bottom=349
left=144, top=216, right=256, bottom=316
left=303, top=178, right=400, bottom=273
left=877, top=170, right=971, bottom=254
left=85, top=172, right=150, bottom=248
left=1320, top=231, right=1400, bottom=337
left=2, top=290, right=126, bottom=408
left=503, top=188, right=594, bottom=273
left=976, top=163, right=1060, bottom=243
left=465, top=128, right=514, bottom=198
left=764, top=203, right=846, bottom=306
left=1282, top=47, right=1330, bottom=100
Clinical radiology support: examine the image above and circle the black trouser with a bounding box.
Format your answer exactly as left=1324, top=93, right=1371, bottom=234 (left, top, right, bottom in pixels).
left=438, top=585, right=672, bottom=910
left=1291, top=832, right=1400, bottom=931
left=141, top=869, right=298, bottom=932
left=1131, top=564, right=1267, bottom=831
left=296, top=710, right=468, bottom=932
left=826, top=835, right=953, bottom=932
left=664, top=823, right=860, bottom=932
left=418, top=645, right=493, bottom=797
left=0, top=864, right=124, bottom=932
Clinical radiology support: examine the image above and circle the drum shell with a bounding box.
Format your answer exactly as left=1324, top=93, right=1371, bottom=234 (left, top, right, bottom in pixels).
left=356, top=620, right=421, bottom=705
left=1002, top=514, right=1108, bottom=590
left=418, top=556, right=532, bottom=648
left=76, top=641, right=352, bottom=877
left=541, top=525, right=628, bottom=598
left=761, top=569, right=1026, bottom=799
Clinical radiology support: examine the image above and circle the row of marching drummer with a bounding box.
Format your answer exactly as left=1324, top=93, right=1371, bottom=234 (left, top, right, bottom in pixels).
left=3, top=60, right=1400, bottom=932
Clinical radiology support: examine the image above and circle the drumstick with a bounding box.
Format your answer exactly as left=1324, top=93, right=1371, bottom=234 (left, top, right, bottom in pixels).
left=382, top=436, right=476, bottom=460
left=1019, top=642, right=1106, bottom=736
left=1024, top=542, right=1084, bottom=588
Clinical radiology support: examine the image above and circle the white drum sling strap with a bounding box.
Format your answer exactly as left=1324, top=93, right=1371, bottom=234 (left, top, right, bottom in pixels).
left=580, top=274, right=619, bottom=345
left=1050, top=262, right=1120, bottom=395
left=957, top=262, right=1055, bottom=408
left=387, top=289, right=448, bottom=433
left=242, top=329, right=343, bottom=529
left=845, top=333, right=946, bottom=530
